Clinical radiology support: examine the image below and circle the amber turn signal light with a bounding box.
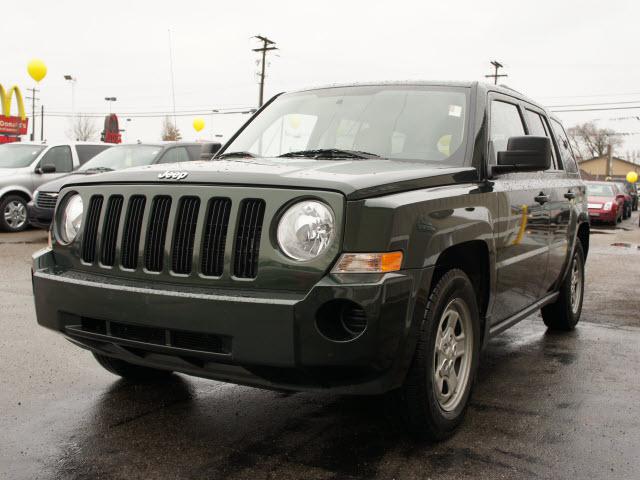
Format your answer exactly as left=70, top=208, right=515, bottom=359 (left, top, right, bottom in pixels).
left=331, top=251, right=403, bottom=274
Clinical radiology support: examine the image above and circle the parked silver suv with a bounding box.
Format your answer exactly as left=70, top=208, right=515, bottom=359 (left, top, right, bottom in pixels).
left=0, top=142, right=110, bottom=231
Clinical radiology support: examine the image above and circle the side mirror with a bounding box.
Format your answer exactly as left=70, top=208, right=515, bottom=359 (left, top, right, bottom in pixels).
left=491, top=136, right=551, bottom=176
left=616, top=194, right=626, bottom=201
left=39, top=164, right=57, bottom=174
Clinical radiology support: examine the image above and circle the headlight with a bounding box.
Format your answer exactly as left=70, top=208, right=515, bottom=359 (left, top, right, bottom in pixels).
left=604, top=202, right=613, bottom=210
left=277, top=200, right=335, bottom=261
left=59, top=194, right=83, bottom=244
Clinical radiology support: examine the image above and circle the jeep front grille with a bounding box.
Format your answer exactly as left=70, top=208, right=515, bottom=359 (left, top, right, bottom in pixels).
left=144, top=196, right=172, bottom=272
left=120, top=195, right=146, bottom=269
left=81, top=196, right=103, bottom=263
left=35, top=191, right=59, bottom=209
left=233, top=199, right=265, bottom=279
left=80, top=193, right=266, bottom=279
left=200, top=198, right=232, bottom=277
left=100, top=195, right=123, bottom=266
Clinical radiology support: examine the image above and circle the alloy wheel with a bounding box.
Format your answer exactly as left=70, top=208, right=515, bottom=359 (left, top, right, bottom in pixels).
left=4, top=200, right=27, bottom=230
left=433, top=298, right=473, bottom=412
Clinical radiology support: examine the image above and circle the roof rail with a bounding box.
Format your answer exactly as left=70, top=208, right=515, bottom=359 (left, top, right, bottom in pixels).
left=498, top=84, right=523, bottom=95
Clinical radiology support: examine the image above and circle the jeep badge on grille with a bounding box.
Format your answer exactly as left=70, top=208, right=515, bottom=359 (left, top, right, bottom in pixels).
left=158, top=171, right=189, bottom=180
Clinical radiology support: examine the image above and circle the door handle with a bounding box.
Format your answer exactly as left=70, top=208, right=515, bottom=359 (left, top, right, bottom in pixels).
left=534, top=193, right=549, bottom=205
left=564, top=191, right=576, bottom=200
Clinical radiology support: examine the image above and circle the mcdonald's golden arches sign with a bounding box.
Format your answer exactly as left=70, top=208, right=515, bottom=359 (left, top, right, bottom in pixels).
left=0, top=84, right=28, bottom=140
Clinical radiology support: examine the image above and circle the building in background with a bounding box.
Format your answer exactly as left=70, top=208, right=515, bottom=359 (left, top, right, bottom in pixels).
left=579, top=154, right=640, bottom=180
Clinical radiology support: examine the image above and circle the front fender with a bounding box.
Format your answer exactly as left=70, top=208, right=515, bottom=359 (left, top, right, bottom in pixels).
left=342, top=183, right=497, bottom=269
left=0, top=184, right=33, bottom=201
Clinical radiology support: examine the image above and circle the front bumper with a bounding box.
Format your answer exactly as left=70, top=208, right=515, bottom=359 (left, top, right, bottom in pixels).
left=32, top=249, right=433, bottom=394
left=27, top=201, right=53, bottom=229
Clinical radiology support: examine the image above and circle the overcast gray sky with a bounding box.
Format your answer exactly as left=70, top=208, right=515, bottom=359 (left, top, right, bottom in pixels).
left=3, top=0, right=639, bottom=153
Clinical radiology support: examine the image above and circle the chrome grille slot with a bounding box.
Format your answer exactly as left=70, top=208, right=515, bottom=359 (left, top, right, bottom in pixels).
left=171, top=196, right=200, bottom=274
left=100, top=195, right=123, bottom=266
left=233, top=198, right=265, bottom=279
left=144, top=196, right=172, bottom=272
left=121, top=196, right=146, bottom=269
left=81, top=196, right=103, bottom=263
left=200, top=198, right=231, bottom=277
left=35, top=192, right=58, bottom=209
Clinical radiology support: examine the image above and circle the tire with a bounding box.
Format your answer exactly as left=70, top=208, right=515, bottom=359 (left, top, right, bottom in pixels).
left=0, top=195, right=29, bottom=232
left=541, top=242, right=585, bottom=331
left=93, top=353, right=173, bottom=381
left=396, top=269, right=481, bottom=441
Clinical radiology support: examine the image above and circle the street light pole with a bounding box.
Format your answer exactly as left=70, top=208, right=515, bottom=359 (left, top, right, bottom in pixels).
left=64, top=75, right=77, bottom=124
left=104, top=96, right=117, bottom=114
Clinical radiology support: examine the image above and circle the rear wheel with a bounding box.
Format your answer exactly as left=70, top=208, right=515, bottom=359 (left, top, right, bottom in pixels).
left=93, top=353, right=173, bottom=381
left=541, top=242, right=585, bottom=331
left=396, top=269, right=480, bottom=441
left=0, top=195, right=29, bottom=232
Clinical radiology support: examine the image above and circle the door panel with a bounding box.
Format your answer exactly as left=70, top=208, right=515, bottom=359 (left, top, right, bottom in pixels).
left=492, top=178, right=550, bottom=322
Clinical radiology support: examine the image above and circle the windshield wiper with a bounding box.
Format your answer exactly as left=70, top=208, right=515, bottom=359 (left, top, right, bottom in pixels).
left=217, top=151, right=256, bottom=159
left=279, top=149, right=379, bottom=159
left=80, top=166, right=114, bottom=173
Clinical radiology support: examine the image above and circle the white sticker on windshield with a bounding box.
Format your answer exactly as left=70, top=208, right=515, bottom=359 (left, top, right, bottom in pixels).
left=449, top=105, right=462, bottom=117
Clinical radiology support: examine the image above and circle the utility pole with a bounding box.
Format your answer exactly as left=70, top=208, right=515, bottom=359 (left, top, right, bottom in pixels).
left=253, top=35, right=277, bottom=108
left=40, top=105, right=44, bottom=141
left=485, top=60, right=508, bottom=85
left=606, top=143, right=613, bottom=178
left=26, top=88, right=40, bottom=141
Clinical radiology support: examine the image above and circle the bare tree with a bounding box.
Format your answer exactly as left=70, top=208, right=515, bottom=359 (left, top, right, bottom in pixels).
left=161, top=116, right=182, bottom=141
left=566, top=122, right=623, bottom=160
left=67, top=116, right=98, bottom=141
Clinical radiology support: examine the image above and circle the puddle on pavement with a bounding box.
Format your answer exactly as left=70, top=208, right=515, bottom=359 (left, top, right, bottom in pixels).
left=610, top=242, right=640, bottom=250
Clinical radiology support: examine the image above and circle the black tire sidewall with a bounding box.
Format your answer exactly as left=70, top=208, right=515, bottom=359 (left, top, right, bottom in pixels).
left=0, top=195, right=28, bottom=232
left=403, top=269, right=481, bottom=439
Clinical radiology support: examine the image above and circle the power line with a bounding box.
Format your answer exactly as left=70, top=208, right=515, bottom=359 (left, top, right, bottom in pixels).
left=548, top=99, right=640, bottom=108
left=253, top=35, right=277, bottom=107
left=42, top=109, right=256, bottom=119
left=552, top=105, right=640, bottom=113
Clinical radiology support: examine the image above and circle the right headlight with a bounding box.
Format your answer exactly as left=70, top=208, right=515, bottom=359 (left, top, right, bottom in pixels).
left=59, top=194, right=84, bottom=244
left=277, top=200, right=335, bottom=261
left=604, top=202, right=613, bottom=211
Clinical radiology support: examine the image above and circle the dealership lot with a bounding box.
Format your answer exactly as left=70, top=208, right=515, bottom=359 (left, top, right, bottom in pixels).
left=1, top=217, right=639, bottom=480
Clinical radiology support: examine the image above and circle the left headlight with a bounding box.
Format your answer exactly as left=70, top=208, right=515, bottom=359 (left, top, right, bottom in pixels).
left=277, top=200, right=335, bottom=261
left=59, top=194, right=83, bottom=244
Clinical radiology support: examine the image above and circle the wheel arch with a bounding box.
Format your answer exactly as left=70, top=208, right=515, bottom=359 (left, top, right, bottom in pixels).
left=0, top=186, right=33, bottom=203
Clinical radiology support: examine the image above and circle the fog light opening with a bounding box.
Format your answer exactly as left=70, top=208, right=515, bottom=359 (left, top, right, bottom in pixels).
left=316, top=300, right=367, bottom=342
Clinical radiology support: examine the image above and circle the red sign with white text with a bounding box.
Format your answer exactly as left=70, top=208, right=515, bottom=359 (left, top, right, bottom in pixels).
left=0, top=115, right=28, bottom=135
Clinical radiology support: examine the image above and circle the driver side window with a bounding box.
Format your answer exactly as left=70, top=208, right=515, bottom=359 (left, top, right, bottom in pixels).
left=489, top=100, right=525, bottom=164
left=39, top=146, right=73, bottom=172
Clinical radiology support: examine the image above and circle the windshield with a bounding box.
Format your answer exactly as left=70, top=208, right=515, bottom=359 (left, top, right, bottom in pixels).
left=0, top=144, right=46, bottom=168
left=223, top=85, right=469, bottom=164
left=79, top=145, right=161, bottom=171
left=587, top=184, right=615, bottom=196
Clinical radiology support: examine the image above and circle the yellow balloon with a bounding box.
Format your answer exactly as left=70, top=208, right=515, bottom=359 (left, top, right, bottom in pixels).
left=193, top=118, right=205, bottom=132
left=27, top=59, right=47, bottom=83
left=627, top=171, right=638, bottom=184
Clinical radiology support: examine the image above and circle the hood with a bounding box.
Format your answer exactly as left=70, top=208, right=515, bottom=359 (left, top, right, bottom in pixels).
left=57, top=158, right=478, bottom=200
left=588, top=195, right=614, bottom=203
left=37, top=172, right=92, bottom=193
left=0, top=168, right=24, bottom=177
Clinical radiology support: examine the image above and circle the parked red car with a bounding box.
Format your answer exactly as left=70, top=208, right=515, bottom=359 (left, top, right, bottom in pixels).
left=585, top=181, right=623, bottom=225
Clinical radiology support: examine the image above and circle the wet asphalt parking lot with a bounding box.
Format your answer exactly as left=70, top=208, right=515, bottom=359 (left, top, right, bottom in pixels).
left=1, top=214, right=639, bottom=480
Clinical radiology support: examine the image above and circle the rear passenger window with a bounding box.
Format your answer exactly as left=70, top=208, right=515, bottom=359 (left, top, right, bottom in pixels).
left=490, top=101, right=525, bottom=164
left=551, top=119, right=579, bottom=174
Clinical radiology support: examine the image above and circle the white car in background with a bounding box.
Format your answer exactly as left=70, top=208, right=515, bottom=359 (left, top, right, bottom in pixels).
left=0, top=142, right=111, bottom=232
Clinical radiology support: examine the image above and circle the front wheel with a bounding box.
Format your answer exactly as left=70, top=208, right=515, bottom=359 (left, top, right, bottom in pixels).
left=93, top=353, right=173, bottom=381
left=541, top=242, right=585, bottom=331
left=396, top=269, right=481, bottom=441
left=0, top=195, right=29, bottom=232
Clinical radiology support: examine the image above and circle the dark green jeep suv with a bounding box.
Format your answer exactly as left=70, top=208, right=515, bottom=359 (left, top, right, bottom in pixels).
left=32, top=82, right=589, bottom=439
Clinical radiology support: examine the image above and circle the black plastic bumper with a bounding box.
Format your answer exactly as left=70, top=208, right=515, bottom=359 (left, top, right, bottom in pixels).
left=32, top=249, right=434, bottom=394
left=27, top=201, right=53, bottom=229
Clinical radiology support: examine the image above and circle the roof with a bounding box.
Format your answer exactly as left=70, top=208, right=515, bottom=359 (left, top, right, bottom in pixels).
left=579, top=155, right=640, bottom=167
